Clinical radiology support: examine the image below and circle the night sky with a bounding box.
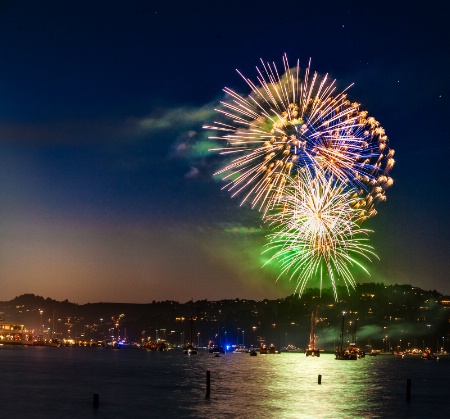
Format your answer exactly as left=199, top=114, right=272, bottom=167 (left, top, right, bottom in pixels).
left=1, top=1, right=449, bottom=303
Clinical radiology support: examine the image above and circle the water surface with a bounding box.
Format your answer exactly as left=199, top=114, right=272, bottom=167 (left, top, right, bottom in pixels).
left=1, top=346, right=448, bottom=418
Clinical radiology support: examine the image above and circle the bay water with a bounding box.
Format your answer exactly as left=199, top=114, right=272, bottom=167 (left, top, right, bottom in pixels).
left=1, top=345, right=449, bottom=418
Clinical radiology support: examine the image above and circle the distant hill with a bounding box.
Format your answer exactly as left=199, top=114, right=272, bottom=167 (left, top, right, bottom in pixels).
left=1, top=283, right=449, bottom=351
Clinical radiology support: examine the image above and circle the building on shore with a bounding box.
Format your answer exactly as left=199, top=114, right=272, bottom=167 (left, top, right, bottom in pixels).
left=0, top=322, right=33, bottom=345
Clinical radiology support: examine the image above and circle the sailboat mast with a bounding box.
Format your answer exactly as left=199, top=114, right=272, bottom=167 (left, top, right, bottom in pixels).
left=352, top=319, right=357, bottom=344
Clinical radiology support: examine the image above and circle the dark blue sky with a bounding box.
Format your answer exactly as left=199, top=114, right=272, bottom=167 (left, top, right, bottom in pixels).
left=0, top=0, right=449, bottom=303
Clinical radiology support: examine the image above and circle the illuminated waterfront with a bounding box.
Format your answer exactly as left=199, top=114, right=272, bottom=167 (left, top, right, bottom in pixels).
left=1, top=346, right=449, bottom=418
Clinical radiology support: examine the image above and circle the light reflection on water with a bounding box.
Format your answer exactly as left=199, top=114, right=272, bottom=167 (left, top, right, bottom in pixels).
left=1, top=346, right=449, bottom=418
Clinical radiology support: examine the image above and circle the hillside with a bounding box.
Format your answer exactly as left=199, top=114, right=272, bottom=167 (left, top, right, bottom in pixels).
left=1, top=283, right=449, bottom=351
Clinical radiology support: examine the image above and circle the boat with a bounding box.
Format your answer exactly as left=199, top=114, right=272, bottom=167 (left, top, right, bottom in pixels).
left=268, top=343, right=280, bottom=354
left=111, top=340, right=121, bottom=349
left=208, top=345, right=225, bottom=354
left=258, top=340, right=279, bottom=354
left=422, top=349, right=438, bottom=360
left=335, top=313, right=357, bottom=360
left=183, top=344, right=198, bottom=355
left=0, top=322, right=33, bottom=345
left=305, top=307, right=320, bottom=357
left=49, top=338, right=61, bottom=347
left=407, top=348, right=424, bottom=356
left=183, top=314, right=198, bottom=355
left=233, top=345, right=248, bottom=353
left=284, top=344, right=301, bottom=352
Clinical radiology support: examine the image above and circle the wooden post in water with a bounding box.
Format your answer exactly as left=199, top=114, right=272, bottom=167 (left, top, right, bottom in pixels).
left=318, top=374, right=322, bottom=385
left=206, top=370, right=211, bottom=398
left=406, top=378, right=411, bottom=402
left=93, top=393, right=99, bottom=409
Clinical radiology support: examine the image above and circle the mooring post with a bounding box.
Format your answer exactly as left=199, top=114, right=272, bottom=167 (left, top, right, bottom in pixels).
left=93, top=393, right=99, bottom=409
left=206, top=370, right=211, bottom=398
left=406, top=378, right=411, bottom=402
left=318, top=374, right=322, bottom=385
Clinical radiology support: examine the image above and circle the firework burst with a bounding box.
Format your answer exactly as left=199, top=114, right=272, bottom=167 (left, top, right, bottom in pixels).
left=206, top=55, right=394, bottom=299
left=205, top=54, right=394, bottom=216
left=263, top=169, right=377, bottom=300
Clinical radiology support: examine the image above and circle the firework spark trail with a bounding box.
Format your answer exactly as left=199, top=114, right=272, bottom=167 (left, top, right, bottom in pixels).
left=205, top=55, right=394, bottom=299
left=205, top=53, right=394, bottom=216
